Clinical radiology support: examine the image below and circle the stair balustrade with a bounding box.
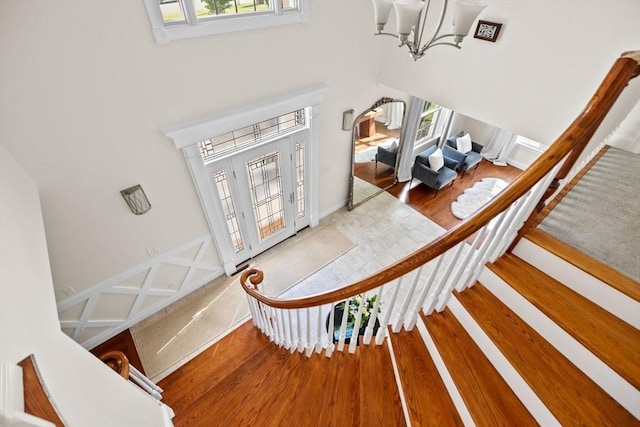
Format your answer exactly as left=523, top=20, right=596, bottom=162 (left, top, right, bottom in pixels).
left=240, top=51, right=640, bottom=357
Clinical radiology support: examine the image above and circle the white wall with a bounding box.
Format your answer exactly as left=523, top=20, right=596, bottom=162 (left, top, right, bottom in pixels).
left=0, top=0, right=390, bottom=302
left=449, top=113, right=500, bottom=147
left=377, top=0, right=640, bottom=148
left=0, top=146, right=171, bottom=426
left=1, top=0, right=639, bottom=344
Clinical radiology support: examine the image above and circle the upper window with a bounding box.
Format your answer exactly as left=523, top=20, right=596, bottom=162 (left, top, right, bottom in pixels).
left=145, top=0, right=310, bottom=43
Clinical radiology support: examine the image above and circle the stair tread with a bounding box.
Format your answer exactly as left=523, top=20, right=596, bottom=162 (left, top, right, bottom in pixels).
left=422, top=309, right=537, bottom=426
left=490, top=253, right=640, bottom=389
left=526, top=228, right=640, bottom=301
left=388, top=326, right=464, bottom=426
left=359, top=342, right=407, bottom=426
left=159, top=320, right=272, bottom=414
left=457, top=283, right=638, bottom=426
left=163, top=322, right=405, bottom=426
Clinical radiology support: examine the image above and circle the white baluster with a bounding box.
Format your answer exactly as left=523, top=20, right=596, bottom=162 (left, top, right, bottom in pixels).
left=315, top=305, right=324, bottom=354
left=393, top=267, right=423, bottom=332
left=270, top=306, right=282, bottom=345
left=482, top=202, right=521, bottom=265
left=325, top=303, right=335, bottom=357
left=262, top=303, right=276, bottom=342
left=376, top=277, right=403, bottom=344
left=305, top=308, right=313, bottom=357
left=247, top=296, right=262, bottom=331
left=296, top=308, right=304, bottom=353
left=435, top=228, right=488, bottom=311
left=282, top=308, right=291, bottom=350
left=287, top=309, right=295, bottom=353
left=348, top=294, right=367, bottom=354
left=454, top=226, right=488, bottom=292
left=424, top=244, right=464, bottom=315
left=337, top=299, right=350, bottom=352
left=363, top=287, right=384, bottom=345
left=459, top=209, right=509, bottom=290
left=405, top=255, right=444, bottom=330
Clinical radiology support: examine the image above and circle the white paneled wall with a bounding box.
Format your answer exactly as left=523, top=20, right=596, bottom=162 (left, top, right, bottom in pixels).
left=57, top=234, right=223, bottom=349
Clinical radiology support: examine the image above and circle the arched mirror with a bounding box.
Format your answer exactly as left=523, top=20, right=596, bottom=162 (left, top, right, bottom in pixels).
left=348, top=97, right=406, bottom=210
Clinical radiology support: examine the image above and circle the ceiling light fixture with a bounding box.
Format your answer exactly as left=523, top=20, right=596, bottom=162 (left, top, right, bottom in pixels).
left=373, top=0, right=487, bottom=61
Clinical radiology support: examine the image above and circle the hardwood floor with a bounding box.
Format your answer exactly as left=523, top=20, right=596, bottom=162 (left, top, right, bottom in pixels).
left=159, top=321, right=405, bottom=426
left=387, top=159, right=522, bottom=230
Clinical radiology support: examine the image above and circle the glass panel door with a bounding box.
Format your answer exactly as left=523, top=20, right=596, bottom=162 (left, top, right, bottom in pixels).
left=232, top=138, right=295, bottom=255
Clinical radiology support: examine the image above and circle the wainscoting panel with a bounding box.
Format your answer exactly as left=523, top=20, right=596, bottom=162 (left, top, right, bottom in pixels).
left=57, top=234, right=224, bottom=349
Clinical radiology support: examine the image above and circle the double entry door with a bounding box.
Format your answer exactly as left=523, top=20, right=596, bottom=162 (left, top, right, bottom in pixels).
left=206, top=134, right=307, bottom=268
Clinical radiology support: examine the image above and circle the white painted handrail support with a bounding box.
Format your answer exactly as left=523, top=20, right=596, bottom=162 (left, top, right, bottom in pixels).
left=240, top=156, right=567, bottom=360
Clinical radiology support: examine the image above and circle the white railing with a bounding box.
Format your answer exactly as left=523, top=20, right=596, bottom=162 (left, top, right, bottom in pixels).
left=243, top=163, right=562, bottom=357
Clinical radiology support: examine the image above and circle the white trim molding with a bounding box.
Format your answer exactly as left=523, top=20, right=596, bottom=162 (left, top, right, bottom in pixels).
left=163, top=84, right=327, bottom=275
left=162, top=84, right=328, bottom=149
left=57, top=234, right=223, bottom=349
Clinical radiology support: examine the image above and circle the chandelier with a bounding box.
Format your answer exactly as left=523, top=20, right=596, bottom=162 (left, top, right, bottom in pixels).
left=372, top=0, right=486, bottom=61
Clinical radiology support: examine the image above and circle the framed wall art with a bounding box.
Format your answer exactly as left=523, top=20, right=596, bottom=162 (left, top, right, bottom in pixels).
left=474, top=20, right=502, bottom=42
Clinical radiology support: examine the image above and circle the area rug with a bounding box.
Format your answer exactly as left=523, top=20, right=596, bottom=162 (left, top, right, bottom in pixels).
left=451, top=177, right=508, bottom=219
left=354, top=139, right=396, bottom=164
left=538, top=147, right=639, bottom=282
left=131, top=224, right=355, bottom=380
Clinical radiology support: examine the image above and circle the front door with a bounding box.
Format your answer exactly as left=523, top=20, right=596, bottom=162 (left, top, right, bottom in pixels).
left=206, top=134, right=306, bottom=267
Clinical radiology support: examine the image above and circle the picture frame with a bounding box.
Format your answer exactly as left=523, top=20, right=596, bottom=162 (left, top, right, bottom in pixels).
left=474, top=20, right=502, bottom=42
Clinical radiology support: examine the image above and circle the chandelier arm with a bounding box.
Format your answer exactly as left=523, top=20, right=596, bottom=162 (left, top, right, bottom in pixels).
left=419, top=41, right=462, bottom=55
left=375, top=32, right=401, bottom=39
left=414, top=0, right=432, bottom=56
left=418, top=0, right=449, bottom=53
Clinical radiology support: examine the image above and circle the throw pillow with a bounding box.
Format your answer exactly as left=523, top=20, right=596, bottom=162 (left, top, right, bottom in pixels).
left=389, top=139, right=399, bottom=151
left=428, top=148, right=444, bottom=171
left=456, top=133, right=472, bottom=154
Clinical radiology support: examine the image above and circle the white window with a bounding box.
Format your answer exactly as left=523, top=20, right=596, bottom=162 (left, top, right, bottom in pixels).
left=515, top=135, right=547, bottom=152
left=144, top=0, right=310, bottom=43
left=417, top=102, right=444, bottom=141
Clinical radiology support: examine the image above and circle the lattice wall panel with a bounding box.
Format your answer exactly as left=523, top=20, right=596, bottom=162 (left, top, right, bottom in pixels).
left=57, top=234, right=224, bottom=349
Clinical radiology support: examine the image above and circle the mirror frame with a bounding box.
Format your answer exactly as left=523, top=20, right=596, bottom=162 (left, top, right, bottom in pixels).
left=348, top=97, right=407, bottom=210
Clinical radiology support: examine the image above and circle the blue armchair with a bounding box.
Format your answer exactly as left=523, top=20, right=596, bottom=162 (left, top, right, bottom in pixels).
left=411, top=145, right=458, bottom=197
left=443, top=132, right=483, bottom=177
left=375, top=140, right=398, bottom=172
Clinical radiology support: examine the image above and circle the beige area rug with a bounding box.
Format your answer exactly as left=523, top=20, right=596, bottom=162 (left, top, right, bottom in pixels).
left=130, top=224, right=355, bottom=380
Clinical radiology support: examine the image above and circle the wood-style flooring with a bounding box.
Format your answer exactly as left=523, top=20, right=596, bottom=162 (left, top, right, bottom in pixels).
left=387, top=159, right=522, bottom=230
left=159, top=321, right=405, bottom=427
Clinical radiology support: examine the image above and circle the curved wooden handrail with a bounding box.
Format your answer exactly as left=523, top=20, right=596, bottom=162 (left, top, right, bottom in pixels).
left=100, top=350, right=130, bottom=379
left=241, top=51, right=640, bottom=309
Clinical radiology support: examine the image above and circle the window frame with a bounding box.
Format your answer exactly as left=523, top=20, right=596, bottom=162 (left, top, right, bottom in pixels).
left=144, top=0, right=310, bottom=44
left=515, top=135, right=547, bottom=153
left=416, top=102, right=443, bottom=141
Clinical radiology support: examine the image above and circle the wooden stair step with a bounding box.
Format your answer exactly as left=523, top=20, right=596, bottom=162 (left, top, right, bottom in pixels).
left=490, top=253, right=640, bottom=390
left=421, top=309, right=537, bottom=426
left=456, top=283, right=638, bottom=426
left=159, top=320, right=272, bottom=414
left=162, top=320, right=405, bottom=426
left=526, top=228, right=640, bottom=301
left=359, top=341, right=407, bottom=426
left=388, top=326, right=463, bottom=426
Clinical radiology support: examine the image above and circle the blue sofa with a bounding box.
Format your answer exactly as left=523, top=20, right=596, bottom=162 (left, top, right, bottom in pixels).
left=411, top=145, right=458, bottom=197
left=443, top=131, right=483, bottom=177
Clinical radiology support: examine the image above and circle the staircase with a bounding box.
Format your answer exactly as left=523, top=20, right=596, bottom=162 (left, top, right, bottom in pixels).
left=159, top=231, right=640, bottom=426
left=160, top=52, right=640, bottom=426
